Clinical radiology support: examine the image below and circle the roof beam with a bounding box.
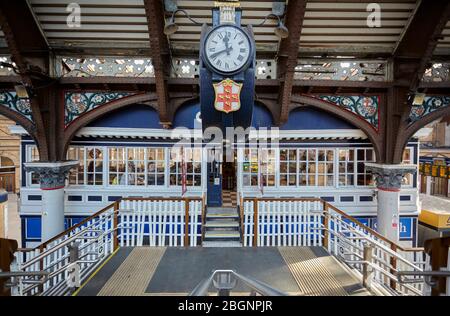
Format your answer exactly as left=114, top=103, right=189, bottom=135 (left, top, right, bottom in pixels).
left=0, top=0, right=52, bottom=160
left=143, top=0, right=171, bottom=126
left=0, top=0, right=48, bottom=75
left=393, top=0, right=450, bottom=91
left=276, top=0, right=307, bottom=124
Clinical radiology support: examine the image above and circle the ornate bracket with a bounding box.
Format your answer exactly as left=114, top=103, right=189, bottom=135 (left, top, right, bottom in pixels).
left=65, top=92, right=135, bottom=127
left=0, top=91, right=33, bottom=122
left=318, top=95, right=379, bottom=131
left=409, top=96, right=450, bottom=124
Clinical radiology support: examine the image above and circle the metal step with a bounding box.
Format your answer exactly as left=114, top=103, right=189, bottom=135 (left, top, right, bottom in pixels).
left=202, top=241, right=242, bottom=247
left=204, top=221, right=240, bottom=228
left=206, top=213, right=239, bottom=219
left=204, top=231, right=241, bottom=239
left=207, top=207, right=237, bottom=214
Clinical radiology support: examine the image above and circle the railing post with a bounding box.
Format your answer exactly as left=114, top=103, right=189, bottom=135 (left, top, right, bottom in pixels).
left=185, top=198, right=190, bottom=247
left=253, top=198, right=258, bottom=247
left=201, top=195, right=206, bottom=243
left=390, top=243, right=398, bottom=290
left=322, top=201, right=329, bottom=249
left=38, top=244, right=44, bottom=294
left=363, top=244, right=374, bottom=290
left=113, top=201, right=119, bottom=250
left=240, top=196, right=244, bottom=240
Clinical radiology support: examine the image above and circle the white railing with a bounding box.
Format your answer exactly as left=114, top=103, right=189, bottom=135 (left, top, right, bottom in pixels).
left=241, top=197, right=428, bottom=296
left=242, top=198, right=324, bottom=247
left=118, top=198, right=203, bottom=247
left=12, top=202, right=117, bottom=296
left=10, top=196, right=204, bottom=296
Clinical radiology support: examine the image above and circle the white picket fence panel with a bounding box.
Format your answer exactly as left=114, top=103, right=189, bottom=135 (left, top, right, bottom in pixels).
left=242, top=199, right=324, bottom=247
left=118, top=199, right=203, bottom=247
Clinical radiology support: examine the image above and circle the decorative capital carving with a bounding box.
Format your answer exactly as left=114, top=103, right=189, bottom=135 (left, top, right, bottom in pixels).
left=24, top=161, right=79, bottom=190
left=365, top=163, right=417, bottom=191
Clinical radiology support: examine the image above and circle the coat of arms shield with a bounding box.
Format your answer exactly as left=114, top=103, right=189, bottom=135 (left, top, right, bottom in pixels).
left=213, top=79, right=243, bottom=114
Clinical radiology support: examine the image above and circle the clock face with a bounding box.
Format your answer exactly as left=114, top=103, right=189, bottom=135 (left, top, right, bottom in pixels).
left=204, top=25, right=252, bottom=74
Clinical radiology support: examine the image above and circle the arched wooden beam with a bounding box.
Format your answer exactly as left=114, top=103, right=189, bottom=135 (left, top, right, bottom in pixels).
left=395, top=105, right=450, bottom=162
left=0, top=105, right=42, bottom=147
left=254, top=97, right=280, bottom=126
left=169, top=96, right=200, bottom=124
left=63, top=93, right=158, bottom=155
left=290, top=95, right=382, bottom=159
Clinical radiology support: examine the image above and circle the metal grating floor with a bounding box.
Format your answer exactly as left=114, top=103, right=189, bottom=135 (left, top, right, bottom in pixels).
left=77, top=246, right=370, bottom=296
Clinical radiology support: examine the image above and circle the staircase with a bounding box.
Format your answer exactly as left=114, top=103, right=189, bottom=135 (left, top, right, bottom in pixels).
left=203, top=207, right=242, bottom=247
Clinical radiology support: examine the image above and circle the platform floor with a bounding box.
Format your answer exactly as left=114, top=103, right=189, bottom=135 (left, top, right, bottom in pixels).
left=77, top=247, right=371, bottom=296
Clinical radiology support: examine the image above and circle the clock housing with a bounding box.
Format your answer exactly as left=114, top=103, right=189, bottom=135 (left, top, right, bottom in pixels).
left=202, top=24, right=254, bottom=76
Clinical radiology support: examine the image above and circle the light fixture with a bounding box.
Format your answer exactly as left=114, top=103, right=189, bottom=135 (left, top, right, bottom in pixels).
left=14, top=84, right=30, bottom=99
left=409, top=92, right=426, bottom=106
left=164, top=9, right=202, bottom=35
left=256, top=13, right=289, bottom=39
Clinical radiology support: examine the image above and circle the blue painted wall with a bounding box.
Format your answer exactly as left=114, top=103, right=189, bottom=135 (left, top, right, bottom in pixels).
left=84, top=102, right=357, bottom=131
left=281, top=107, right=357, bottom=130
left=87, top=104, right=162, bottom=129
left=252, top=103, right=274, bottom=129
left=173, top=100, right=201, bottom=129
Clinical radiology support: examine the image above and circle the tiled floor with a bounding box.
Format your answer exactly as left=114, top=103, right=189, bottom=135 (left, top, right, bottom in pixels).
left=222, top=190, right=237, bottom=208
left=78, top=246, right=370, bottom=296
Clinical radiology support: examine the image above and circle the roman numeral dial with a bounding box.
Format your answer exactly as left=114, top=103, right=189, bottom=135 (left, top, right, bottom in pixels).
left=204, top=25, right=251, bottom=74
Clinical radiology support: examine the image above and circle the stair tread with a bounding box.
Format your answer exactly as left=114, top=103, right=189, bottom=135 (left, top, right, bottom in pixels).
left=203, top=241, right=242, bottom=247
left=205, top=221, right=240, bottom=227
left=205, top=231, right=241, bottom=237
left=206, top=213, right=238, bottom=217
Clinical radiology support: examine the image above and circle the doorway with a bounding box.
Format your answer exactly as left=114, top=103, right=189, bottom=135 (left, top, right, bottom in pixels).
left=222, top=150, right=237, bottom=208
left=206, top=148, right=238, bottom=207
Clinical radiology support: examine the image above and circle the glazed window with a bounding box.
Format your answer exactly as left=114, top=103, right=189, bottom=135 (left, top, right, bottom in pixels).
left=67, top=147, right=85, bottom=185
left=339, top=148, right=375, bottom=187
left=280, top=149, right=297, bottom=186
left=317, top=149, right=335, bottom=186
left=169, top=147, right=202, bottom=187
left=147, top=148, right=166, bottom=186
left=127, top=148, right=146, bottom=186
left=108, top=147, right=126, bottom=186
left=242, top=149, right=259, bottom=186
left=260, top=149, right=276, bottom=187
left=86, top=148, right=103, bottom=186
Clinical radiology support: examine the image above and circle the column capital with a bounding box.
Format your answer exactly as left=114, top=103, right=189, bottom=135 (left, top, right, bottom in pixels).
left=365, top=163, right=417, bottom=191
left=24, top=161, right=79, bottom=190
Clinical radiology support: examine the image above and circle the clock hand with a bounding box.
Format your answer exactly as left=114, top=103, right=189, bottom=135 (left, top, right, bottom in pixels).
left=209, top=46, right=233, bottom=59
left=223, top=34, right=230, bottom=56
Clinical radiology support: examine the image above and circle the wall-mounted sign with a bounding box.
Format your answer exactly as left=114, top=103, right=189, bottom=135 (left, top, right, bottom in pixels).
left=213, top=79, right=242, bottom=113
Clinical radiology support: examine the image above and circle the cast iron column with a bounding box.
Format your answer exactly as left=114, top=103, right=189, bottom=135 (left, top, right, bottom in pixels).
left=24, top=162, right=78, bottom=242
left=366, top=163, right=416, bottom=242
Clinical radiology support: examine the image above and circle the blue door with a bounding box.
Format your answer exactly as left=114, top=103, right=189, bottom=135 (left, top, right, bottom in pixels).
left=207, top=159, right=222, bottom=207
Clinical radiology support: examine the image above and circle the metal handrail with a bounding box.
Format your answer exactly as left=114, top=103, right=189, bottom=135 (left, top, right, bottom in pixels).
left=189, top=270, right=287, bottom=296
left=20, top=229, right=103, bottom=270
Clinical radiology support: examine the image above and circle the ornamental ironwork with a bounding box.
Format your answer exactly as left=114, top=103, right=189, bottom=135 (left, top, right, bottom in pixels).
left=171, top=58, right=199, bottom=78
left=0, top=56, right=16, bottom=76
left=295, top=60, right=387, bottom=82
left=65, top=92, right=134, bottom=127
left=0, top=91, right=33, bottom=122
left=422, top=63, right=450, bottom=83
left=256, top=60, right=277, bottom=79
left=319, top=95, right=379, bottom=130
left=409, top=96, right=450, bottom=123
left=58, top=57, right=155, bottom=78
